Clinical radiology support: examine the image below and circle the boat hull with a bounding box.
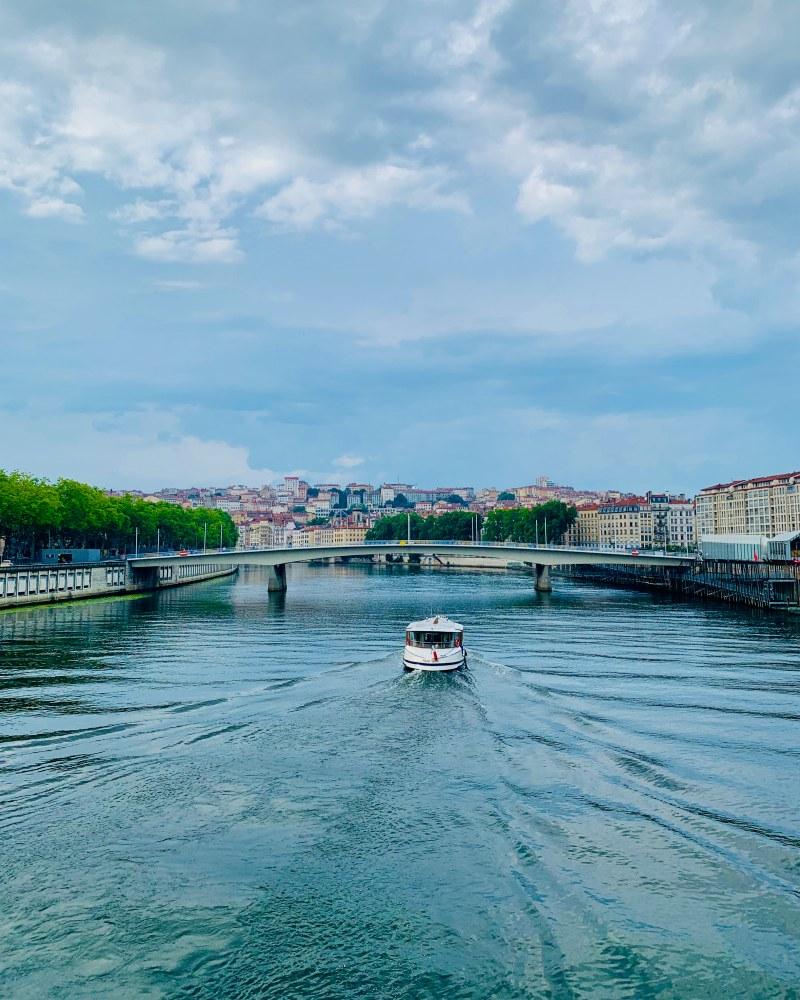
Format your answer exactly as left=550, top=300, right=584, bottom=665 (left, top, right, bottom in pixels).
left=403, top=647, right=466, bottom=672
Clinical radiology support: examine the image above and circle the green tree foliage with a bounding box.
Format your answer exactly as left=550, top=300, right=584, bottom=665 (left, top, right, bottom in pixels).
left=497, top=491, right=515, bottom=502
left=366, top=510, right=482, bottom=541
left=0, top=469, right=237, bottom=558
left=391, top=493, right=411, bottom=508
left=366, top=512, right=424, bottom=540
left=481, top=500, right=577, bottom=544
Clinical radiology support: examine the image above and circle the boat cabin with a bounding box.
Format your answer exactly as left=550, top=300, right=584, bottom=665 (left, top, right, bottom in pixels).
left=405, top=616, right=463, bottom=649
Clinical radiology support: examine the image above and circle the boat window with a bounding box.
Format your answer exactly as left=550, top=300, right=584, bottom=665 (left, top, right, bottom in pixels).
left=406, top=630, right=461, bottom=648
left=427, top=632, right=454, bottom=647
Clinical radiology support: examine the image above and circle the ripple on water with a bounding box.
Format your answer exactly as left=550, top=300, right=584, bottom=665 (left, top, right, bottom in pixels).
left=0, top=564, right=799, bottom=998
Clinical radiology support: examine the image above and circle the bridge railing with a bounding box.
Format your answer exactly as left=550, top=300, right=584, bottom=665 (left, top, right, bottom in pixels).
left=227, top=539, right=696, bottom=559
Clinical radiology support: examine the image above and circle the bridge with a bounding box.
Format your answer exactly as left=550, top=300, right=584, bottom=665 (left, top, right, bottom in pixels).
left=129, top=541, right=695, bottom=594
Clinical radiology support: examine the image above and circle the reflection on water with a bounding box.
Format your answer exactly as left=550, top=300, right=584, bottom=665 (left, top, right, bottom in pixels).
left=1, top=563, right=799, bottom=998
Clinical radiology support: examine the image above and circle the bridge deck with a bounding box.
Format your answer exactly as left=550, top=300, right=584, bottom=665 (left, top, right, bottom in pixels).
left=130, top=541, right=693, bottom=571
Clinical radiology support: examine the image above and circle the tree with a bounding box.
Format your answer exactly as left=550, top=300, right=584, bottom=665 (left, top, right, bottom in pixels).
left=367, top=510, right=481, bottom=542
left=482, top=501, right=576, bottom=544
left=497, top=491, right=515, bottom=502
left=0, top=467, right=238, bottom=558
left=392, top=493, right=411, bottom=508
left=420, top=511, right=481, bottom=540
left=443, top=494, right=467, bottom=506
left=366, top=512, right=424, bottom=540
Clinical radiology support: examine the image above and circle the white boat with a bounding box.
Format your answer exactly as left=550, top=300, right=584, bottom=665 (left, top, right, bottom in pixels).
left=403, top=615, right=466, bottom=671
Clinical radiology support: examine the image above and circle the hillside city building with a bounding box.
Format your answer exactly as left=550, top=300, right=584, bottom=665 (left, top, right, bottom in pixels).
left=103, top=468, right=800, bottom=559
left=115, top=474, right=700, bottom=552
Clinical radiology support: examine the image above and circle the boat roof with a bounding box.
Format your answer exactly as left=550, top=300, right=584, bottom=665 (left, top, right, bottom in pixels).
left=406, top=615, right=463, bottom=632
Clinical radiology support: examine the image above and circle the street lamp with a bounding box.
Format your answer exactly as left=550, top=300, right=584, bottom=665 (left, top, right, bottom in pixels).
left=203, top=522, right=208, bottom=553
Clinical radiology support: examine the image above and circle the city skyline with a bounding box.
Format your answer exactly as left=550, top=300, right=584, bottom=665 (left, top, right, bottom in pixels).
left=3, top=1, right=800, bottom=492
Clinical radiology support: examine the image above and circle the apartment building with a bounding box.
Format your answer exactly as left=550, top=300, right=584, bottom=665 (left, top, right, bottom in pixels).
left=666, top=499, right=695, bottom=548
left=565, top=493, right=695, bottom=550
left=696, top=471, right=800, bottom=537
left=294, top=526, right=368, bottom=547
left=564, top=504, right=601, bottom=546
left=242, top=520, right=293, bottom=548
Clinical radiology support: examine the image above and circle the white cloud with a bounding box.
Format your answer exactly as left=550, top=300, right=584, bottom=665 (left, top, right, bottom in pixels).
left=1, top=32, right=297, bottom=259
left=516, top=169, right=579, bottom=223
left=480, top=110, right=759, bottom=263
left=3, top=1, right=790, bottom=276
left=1, top=0, right=799, bottom=357
left=333, top=453, right=365, bottom=469
left=258, top=162, right=468, bottom=231
left=402, top=0, right=793, bottom=268
left=112, top=199, right=175, bottom=224
left=25, top=195, right=84, bottom=222
left=134, top=227, right=242, bottom=263
left=414, top=0, right=512, bottom=73
left=0, top=406, right=278, bottom=490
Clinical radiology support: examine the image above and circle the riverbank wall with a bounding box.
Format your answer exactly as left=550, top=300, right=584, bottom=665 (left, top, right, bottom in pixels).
left=561, top=560, right=800, bottom=612
left=0, top=560, right=237, bottom=611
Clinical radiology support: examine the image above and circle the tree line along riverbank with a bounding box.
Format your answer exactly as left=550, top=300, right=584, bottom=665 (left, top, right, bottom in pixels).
left=366, top=502, right=577, bottom=543
left=0, top=470, right=237, bottom=562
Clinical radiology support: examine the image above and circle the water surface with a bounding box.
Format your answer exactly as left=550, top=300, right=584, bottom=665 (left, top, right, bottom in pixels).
left=1, top=564, right=799, bottom=998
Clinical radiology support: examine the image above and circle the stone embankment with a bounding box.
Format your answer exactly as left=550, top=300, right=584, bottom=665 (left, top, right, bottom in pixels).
left=0, top=560, right=236, bottom=611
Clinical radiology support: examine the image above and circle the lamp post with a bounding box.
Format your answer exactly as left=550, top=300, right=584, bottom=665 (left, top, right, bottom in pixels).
left=156, top=528, right=160, bottom=554
left=203, top=522, right=208, bottom=553
left=135, top=527, right=139, bottom=557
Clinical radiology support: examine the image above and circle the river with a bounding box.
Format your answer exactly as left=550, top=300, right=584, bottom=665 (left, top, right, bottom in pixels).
left=1, top=564, right=799, bottom=998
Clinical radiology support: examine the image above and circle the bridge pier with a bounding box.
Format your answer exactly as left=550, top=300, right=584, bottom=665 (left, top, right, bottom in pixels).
left=267, top=563, right=287, bottom=593
left=534, top=564, right=552, bottom=593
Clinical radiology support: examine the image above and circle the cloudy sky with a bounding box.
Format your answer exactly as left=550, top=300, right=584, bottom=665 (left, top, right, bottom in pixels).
left=2, top=0, right=798, bottom=492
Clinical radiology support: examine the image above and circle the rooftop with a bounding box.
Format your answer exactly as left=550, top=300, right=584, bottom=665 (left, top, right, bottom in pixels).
left=700, top=471, right=800, bottom=492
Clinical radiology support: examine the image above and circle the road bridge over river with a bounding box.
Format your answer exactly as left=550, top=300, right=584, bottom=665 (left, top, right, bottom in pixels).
left=129, top=541, right=695, bottom=594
